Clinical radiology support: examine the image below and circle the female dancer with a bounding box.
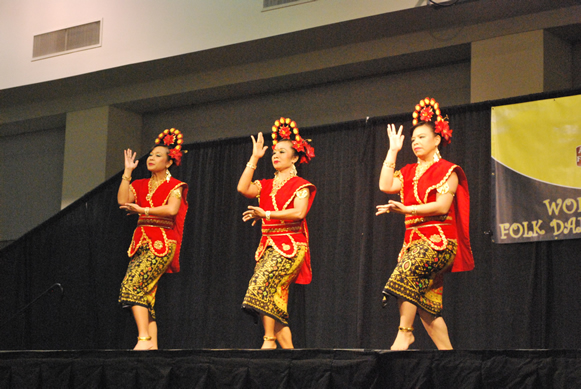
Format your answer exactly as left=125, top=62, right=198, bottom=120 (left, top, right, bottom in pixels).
left=376, top=98, right=473, bottom=350
left=237, top=117, right=316, bottom=349
left=117, top=128, right=188, bottom=350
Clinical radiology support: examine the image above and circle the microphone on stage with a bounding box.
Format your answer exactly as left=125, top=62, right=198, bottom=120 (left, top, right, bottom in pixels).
left=51, top=283, right=64, bottom=300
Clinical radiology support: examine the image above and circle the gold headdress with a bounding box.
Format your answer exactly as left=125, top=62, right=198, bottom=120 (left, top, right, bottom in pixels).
left=154, top=128, right=185, bottom=166
left=271, top=117, right=315, bottom=164
left=412, top=97, right=453, bottom=144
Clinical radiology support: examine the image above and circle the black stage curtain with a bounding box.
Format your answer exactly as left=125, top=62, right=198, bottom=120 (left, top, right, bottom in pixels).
left=2, top=349, right=581, bottom=388
left=1, top=94, right=581, bottom=351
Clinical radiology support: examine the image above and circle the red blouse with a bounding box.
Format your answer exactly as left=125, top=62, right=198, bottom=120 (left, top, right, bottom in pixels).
left=254, top=176, right=316, bottom=284
left=128, top=177, right=188, bottom=273
left=397, top=159, right=474, bottom=272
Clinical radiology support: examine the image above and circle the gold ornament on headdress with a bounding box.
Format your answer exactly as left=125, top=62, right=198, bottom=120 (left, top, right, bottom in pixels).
left=271, top=117, right=315, bottom=164
left=412, top=97, right=453, bottom=144
left=154, top=128, right=186, bottom=166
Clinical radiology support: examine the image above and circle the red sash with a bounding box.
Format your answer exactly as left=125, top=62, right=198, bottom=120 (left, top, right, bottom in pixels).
left=255, top=176, right=316, bottom=284
left=398, top=159, right=474, bottom=272
left=128, top=176, right=188, bottom=273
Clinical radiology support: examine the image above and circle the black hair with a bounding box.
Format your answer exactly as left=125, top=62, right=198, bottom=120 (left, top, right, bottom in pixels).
left=409, top=121, right=437, bottom=137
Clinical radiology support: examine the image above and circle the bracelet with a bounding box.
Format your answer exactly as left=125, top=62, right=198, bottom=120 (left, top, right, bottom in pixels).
left=265, top=211, right=271, bottom=221
left=144, top=207, right=150, bottom=216
left=382, top=161, right=396, bottom=169
left=246, top=162, right=257, bottom=170
left=411, top=205, right=417, bottom=216
left=122, top=174, right=132, bottom=181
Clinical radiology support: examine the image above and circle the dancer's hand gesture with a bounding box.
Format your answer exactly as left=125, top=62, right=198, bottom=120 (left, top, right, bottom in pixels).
left=243, top=206, right=266, bottom=226
left=124, top=149, right=139, bottom=171
left=251, top=132, right=268, bottom=159
left=387, top=124, right=404, bottom=153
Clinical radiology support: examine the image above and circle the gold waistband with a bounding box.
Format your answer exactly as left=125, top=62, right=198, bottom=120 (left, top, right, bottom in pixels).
left=138, top=216, right=174, bottom=229
left=406, top=222, right=452, bottom=231
left=405, top=214, right=451, bottom=227
left=262, top=222, right=303, bottom=236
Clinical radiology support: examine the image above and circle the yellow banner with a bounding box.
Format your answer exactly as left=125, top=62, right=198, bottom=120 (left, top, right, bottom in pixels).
left=492, top=94, right=581, bottom=243
left=492, top=95, right=581, bottom=189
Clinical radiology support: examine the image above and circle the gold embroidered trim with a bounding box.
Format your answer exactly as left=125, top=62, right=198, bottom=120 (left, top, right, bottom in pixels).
left=262, top=229, right=303, bottom=237
left=253, top=180, right=262, bottom=198
left=262, top=225, right=302, bottom=232
left=137, top=216, right=174, bottom=229
left=271, top=175, right=294, bottom=211
left=408, top=224, right=448, bottom=251
left=171, top=189, right=182, bottom=199
left=406, top=222, right=453, bottom=230
left=412, top=162, right=436, bottom=204
left=282, top=184, right=313, bottom=210
left=162, top=182, right=187, bottom=206
left=429, top=234, right=442, bottom=243
left=262, top=222, right=303, bottom=234
left=296, top=188, right=309, bottom=199
left=394, top=170, right=404, bottom=202
left=405, top=215, right=451, bottom=227
left=264, top=236, right=300, bottom=259
left=424, top=165, right=457, bottom=203
left=129, top=184, right=138, bottom=202
left=128, top=228, right=177, bottom=258
left=147, top=178, right=164, bottom=204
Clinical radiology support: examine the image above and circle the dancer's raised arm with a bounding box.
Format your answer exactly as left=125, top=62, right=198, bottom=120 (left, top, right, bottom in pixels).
left=237, top=132, right=268, bottom=198
left=379, top=124, right=404, bottom=194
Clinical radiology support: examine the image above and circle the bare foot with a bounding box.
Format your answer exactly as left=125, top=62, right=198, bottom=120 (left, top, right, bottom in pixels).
left=390, top=330, right=415, bottom=350
left=261, top=339, right=277, bottom=349
left=134, top=339, right=154, bottom=350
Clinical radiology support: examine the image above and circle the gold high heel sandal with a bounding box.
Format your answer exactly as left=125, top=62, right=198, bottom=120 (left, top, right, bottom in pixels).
left=398, top=326, right=414, bottom=332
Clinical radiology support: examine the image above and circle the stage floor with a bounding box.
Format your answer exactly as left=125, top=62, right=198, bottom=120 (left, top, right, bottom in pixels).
left=1, top=348, right=580, bottom=388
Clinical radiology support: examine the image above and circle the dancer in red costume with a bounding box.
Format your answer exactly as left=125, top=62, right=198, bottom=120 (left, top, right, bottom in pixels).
left=238, top=117, right=316, bottom=349
left=117, top=128, right=188, bottom=350
left=376, top=98, right=473, bottom=350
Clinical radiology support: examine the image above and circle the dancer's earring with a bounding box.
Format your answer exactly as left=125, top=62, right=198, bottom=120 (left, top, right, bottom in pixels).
left=290, top=163, right=297, bottom=177
left=433, top=148, right=441, bottom=162
left=165, top=168, right=172, bottom=183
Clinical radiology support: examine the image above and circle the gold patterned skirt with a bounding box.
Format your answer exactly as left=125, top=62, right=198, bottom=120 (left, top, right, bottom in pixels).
left=382, top=239, right=457, bottom=316
left=242, top=245, right=307, bottom=326
left=119, top=243, right=175, bottom=320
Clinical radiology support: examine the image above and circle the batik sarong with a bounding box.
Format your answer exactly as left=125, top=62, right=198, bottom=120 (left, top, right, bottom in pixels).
left=119, top=243, right=175, bottom=320
left=242, top=245, right=307, bottom=325
left=383, top=239, right=457, bottom=316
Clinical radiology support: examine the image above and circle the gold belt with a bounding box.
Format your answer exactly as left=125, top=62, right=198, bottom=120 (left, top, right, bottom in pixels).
left=262, top=222, right=303, bottom=236
left=138, top=216, right=174, bottom=229
left=406, top=222, right=452, bottom=231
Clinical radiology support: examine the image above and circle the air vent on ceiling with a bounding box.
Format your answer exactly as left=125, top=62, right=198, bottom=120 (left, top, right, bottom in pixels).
left=32, top=20, right=102, bottom=60
left=263, top=0, right=315, bottom=11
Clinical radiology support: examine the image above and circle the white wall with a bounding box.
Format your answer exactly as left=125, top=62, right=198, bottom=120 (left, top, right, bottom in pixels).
left=0, top=0, right=425, bottom=89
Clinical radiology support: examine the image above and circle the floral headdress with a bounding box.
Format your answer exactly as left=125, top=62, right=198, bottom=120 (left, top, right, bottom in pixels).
left=412, top=97, right=453, bottom=145
left=154, top=128, right=185, bottom=166
left=271, top=117, right=315, bottom=164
